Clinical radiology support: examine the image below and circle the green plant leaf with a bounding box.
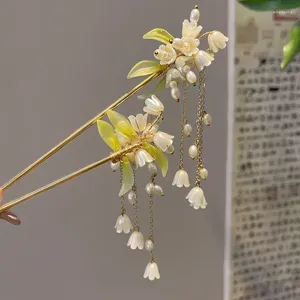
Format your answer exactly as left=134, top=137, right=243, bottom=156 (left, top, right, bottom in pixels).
left=143, top=28, right=175, bottom=44
left=127, top=60, right=163, bottom=79
left=97, top=120, right=121, bottom=151
left=281, top=19, right=300, bottom=69
left=137, top=76, right=167, bottom=100
left=239, top=0, right=300, bottom=10
left=144, top=143, right=168, bottom=177
left=119, top=158, right=134, bottom=196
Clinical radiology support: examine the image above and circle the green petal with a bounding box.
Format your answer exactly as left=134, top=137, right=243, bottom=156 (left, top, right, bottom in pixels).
left=127, top=60, right=163, bottom=79
left=144, top=143, right=168, bottom=177
left=143, top=28, right=174, bottom=44
left=239, top=0, right=300, bottom=10
left=106, top=110, right=137, bottom=139
left=281, top=19, right=300, bottom=69
left=97, top=120, right=121, bottom=151
left=119, top=158, right=134, bottom=196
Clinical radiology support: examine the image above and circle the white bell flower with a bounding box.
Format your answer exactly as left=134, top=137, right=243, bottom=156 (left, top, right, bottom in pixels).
left=143, top=95, right=164, bottom=116
left=208, top=31, right=229, bottom=53
left=182, top=20, right=202, bottom=38
left=128, top=114, right=148, bottom=132
left=172, top=170, right=190, bottom=188
left=114, top=214, right=133, bottom=234
left=127, top=231, right=144, bottom=250
left=143, top=262, right=161, bottom=281
left=154, top=44, right=177, bottom=65
left=194, top=50, right=214, bottom=71
left=135, top=149, right=154, bottom=167
left=186, top=186, right=207, bottom=210
left=153, top=131, right=174, bottom=152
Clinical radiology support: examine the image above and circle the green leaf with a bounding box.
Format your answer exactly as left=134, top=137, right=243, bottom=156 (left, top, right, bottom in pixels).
left=143, top=28, right=175, bottom=44
left=119, top=158, right=134, bottom=196
left=144, top=143, right=168, bottom=177
left=106, top=110, right=137, bottom=139
left=281, top=19, right=300, bottom=69
left=97, top=120, right=121, bottom=151
left=127, top=60, right=163, bottom=79
left=239, top=0, right=300, bottom=11
left=137, top=76, right=166, bottom=100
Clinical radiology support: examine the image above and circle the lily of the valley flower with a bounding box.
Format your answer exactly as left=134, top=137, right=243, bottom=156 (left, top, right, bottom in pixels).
left=182, top=19, right=202, bottom=38
left=144, top=262, right=161, bottom=281
left=128, top=114, right=148, bottom=132
left=135, top=149, right=154, bottom=167
left=127, top=231, right=144, bottom=250
left=115, top=214, right=133, bottom=234
left=172, top=170, right=190, bottom=188
left=143, top=95, right=164, bottom=116
left=208, top=31, right=229, bottom=53
left=186, top=187, right=207, bottom=210
left=194, top=50, right=214, bottom=71
left=154, top=44, right=177, bottom=65
left=173, top=36, right=199, bottom=57
left=153, top=131, right=174, bottom=152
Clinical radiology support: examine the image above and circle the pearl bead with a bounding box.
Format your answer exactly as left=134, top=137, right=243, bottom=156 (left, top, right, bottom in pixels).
left=128, top=191, right=137, bottom=205
left=183, top=124, right=192, bottom=137
left=145, top=239, right=154, bottom=252
left=186, top=71, right=197, bottom=84
left=145, top=183, right=155, bottom=195
left=202, top=113, right=212, bottom=126
left=183, top=65, right=190, bottom=73
left=190, top=8, right=200, bottom=22
left=200, top=168, right=208, bottom=179
left=169, top=80, right=177, bottom=88
left=166, top=144, right=175, bottom=154
left=189, top=145, right=198, bottom=159
left=154, top=185, right=164, bottom=196
left=147, top=163, right=158, bottom=175
left=110, top=161, right=120, bottom=171
left=171, top=87, right=180, bottom=101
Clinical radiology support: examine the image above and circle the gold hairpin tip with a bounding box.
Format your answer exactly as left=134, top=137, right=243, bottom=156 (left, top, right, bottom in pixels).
left=169, top=39, right=173, bottom=44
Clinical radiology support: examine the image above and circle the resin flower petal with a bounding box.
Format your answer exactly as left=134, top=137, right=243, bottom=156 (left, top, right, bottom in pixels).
left=186, top=186, right=207, bottom=209
left=208, top=31, right=229, bottom=53
left=135, top=149, right=154, bottom=167
left=107, top=110, right=137, bottom=139
left=143, top=262, right=160, bottom=281
left=127, top=231, right=144, bottom=250
left=128, top=114, right=148, bottom=132
left=194, top=50, right=214, bottom=71
left=153, top=131, right=174, bottom=152
left=182, top=20, right=202, bottom=38
left=97, top=120, right=121, bottom=151
left=119, top=158, right=134, bottom=196
left=172, top=170, right=190, bottom=188
left=115, top=214, right=133, bottom=234
left=143, top=95, right=164, bottom=116
left=154, top=44, right=177, bottom=65
left=173, top=36, right=199, bottom=57
left=144, top=143, right=168, bottom=177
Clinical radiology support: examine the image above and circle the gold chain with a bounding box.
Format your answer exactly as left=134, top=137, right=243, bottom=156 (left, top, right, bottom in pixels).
left=179, top=84, right=188, bottom=170
left=120, top=161, right=126, bottom=216
left=148, top=174, right=156, bottom=262
left=195, top=70, right=206, bottom=186
left=131, top=167, right=139, bottom=231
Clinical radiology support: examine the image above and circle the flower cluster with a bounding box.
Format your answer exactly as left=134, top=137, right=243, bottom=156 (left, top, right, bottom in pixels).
left=97, top=95, right=173, bottom=197
left=152, top=7, right=228, bottom=100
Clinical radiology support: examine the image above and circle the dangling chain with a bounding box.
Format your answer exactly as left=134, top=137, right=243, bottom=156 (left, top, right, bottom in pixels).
left=132, top=168, right=139, bottom=231
left=179, top=84, right=188, bottom=170
left=149, top=174, right=155, bottom=262
left=120, top=161, right=126, bottom=216
left=195, top=69, right=206, bottom=187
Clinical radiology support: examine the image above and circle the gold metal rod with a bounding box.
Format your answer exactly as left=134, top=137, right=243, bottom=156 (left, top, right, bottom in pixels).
left=1, top=71, right=162, bottom=191
left=0, top=144, right=139, bottom=213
